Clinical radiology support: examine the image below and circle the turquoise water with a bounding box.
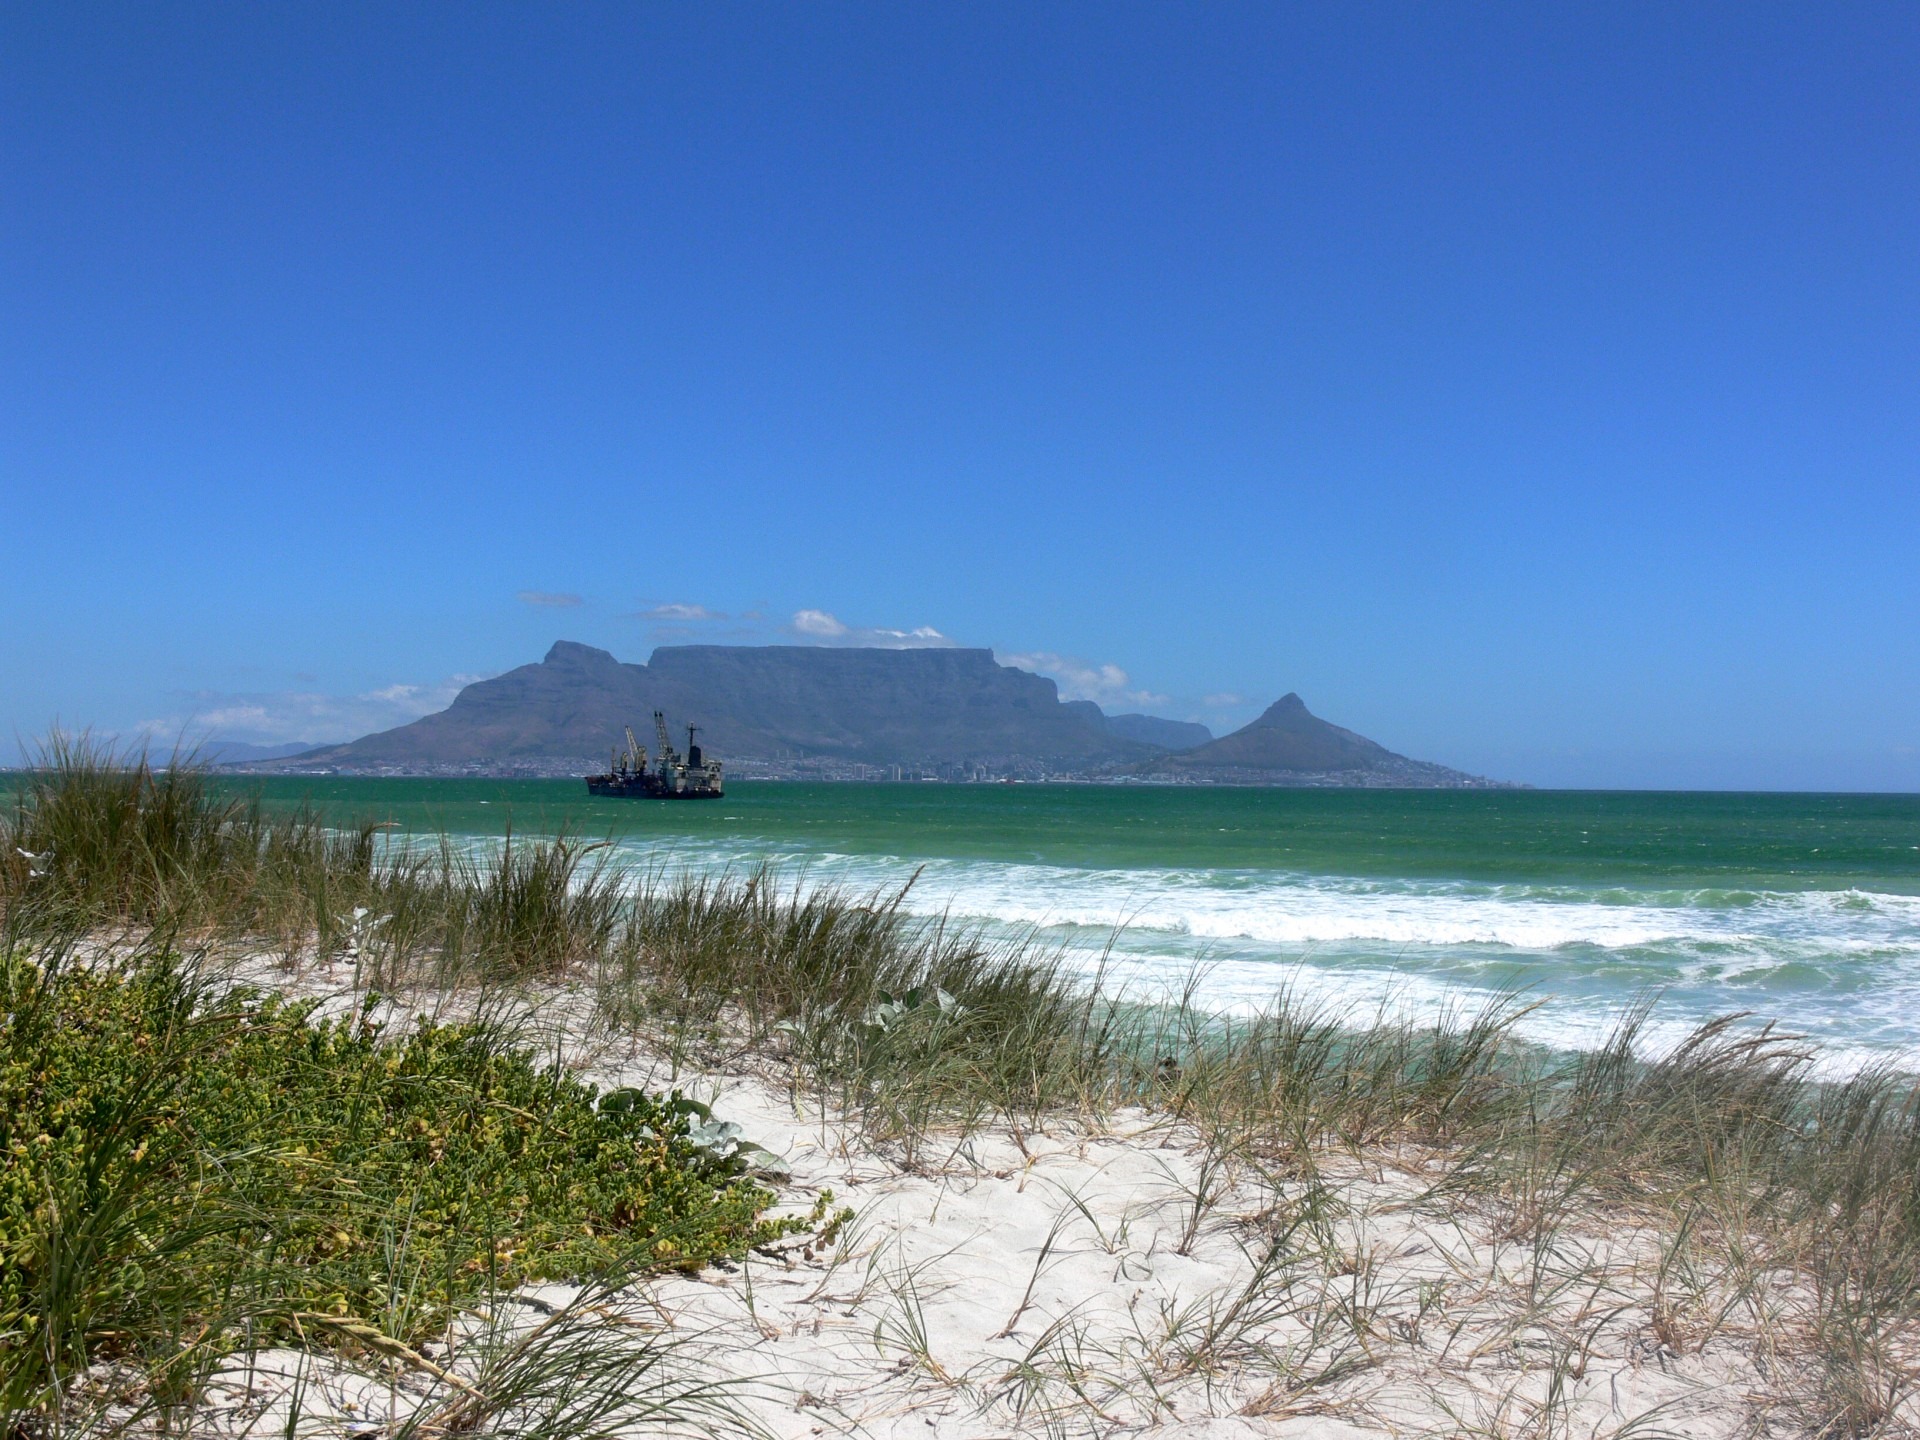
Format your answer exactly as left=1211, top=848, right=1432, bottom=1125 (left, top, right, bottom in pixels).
left=242, top=780, right=1920, bottom=1071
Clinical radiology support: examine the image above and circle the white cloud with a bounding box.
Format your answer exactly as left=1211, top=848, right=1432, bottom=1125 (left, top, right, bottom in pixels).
left=997, top=651, right=1169, bottom=709
left=517, top=590, right=583, bottom=607
left=138, top=673, right=487, bottom=746
left=1204, top=692, right=1249, bottom=708
left=791, top=608, right=849, bottom=639
left=786, top=610, right=953, bottom=648
left=635, top=602, right=727, bottom=622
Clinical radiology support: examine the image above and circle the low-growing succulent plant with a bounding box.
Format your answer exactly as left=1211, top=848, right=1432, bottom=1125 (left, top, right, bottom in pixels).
left=0, top=948, right=815, bottom=1414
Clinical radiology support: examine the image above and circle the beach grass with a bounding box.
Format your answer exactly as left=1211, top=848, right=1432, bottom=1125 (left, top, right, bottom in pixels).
left=4, top=737, right=1918, bottom=1434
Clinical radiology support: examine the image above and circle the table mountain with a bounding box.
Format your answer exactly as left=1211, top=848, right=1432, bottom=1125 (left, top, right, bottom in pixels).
left=260, top=643, right=1501, bottom=785
left=278, top=642, right=1154, bottom=770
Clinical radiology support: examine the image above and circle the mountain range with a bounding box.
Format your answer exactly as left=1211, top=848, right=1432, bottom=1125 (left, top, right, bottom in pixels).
left=257, top=641, right=1500, bottom=786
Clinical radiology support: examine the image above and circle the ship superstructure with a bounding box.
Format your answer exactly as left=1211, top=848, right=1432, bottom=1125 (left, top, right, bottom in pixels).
left=584, top=711, right=724, bottom=798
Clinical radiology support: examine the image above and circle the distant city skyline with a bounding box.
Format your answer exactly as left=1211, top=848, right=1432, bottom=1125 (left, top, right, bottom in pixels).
left=3, top=5, right=1916, bottom=790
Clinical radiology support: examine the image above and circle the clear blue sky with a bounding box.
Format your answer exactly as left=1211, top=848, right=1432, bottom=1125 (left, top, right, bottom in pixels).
left=3, top=4, right=1916, bottom=788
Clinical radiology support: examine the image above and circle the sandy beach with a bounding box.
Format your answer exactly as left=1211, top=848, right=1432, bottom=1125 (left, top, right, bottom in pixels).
left=143, top=952, right=1870, bottom=1440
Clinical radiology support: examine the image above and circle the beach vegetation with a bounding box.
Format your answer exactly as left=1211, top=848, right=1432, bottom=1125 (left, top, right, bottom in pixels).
left=0, top=742, right=817, bottom=1434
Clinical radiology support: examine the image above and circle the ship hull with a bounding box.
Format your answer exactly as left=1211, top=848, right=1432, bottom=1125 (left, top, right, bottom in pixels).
left=585, top=775, right=723, bottom=799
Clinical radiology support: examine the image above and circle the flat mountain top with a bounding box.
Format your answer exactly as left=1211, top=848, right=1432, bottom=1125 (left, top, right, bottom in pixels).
left=278, top=642, right=1151, bottom=770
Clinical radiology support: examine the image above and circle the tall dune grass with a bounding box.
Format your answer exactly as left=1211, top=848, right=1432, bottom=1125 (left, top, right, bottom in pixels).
left=1, top=732, right=379, bottom=939
left=2, top=735, right=629, bottom=980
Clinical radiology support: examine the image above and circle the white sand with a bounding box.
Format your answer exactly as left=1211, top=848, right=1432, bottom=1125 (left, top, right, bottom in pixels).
left=96, top=956, right=1891, bottom=1436
left=598, top=1052, right=1786, bottom=1438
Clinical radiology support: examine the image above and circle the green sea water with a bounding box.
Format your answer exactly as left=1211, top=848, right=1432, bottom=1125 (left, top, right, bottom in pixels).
left=93, top=778, right=1920, bottom=1069
left=242, top=778, right=1920, bottom=893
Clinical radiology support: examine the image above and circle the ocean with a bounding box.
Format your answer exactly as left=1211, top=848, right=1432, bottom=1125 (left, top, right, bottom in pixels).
left=251, top=778, right=1920, bottom=1075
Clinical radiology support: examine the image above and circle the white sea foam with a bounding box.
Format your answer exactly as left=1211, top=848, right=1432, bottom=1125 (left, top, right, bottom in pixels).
left=602, top=834, right=1920, bottom=1075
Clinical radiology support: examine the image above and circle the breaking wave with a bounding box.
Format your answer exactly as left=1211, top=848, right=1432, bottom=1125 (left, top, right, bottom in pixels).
left=605, top=834, right=1920, bottom=1076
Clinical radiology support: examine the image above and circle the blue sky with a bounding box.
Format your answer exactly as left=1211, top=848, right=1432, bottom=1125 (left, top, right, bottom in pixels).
left=2, top=4, right=1916, bottom=788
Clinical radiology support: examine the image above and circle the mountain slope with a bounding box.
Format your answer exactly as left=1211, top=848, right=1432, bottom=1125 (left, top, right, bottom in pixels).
left=1167, top=693, right=1389, bottom=771
left=1153, top=693, right=1496, bottom=786
left=204, top=740, right=338, bottom=766
left=1055, top=702, right=1210, bottom=751
left=1104, top=713, right=1213, bottom=750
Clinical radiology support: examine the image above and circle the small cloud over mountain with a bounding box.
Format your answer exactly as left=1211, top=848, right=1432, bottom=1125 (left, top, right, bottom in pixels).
left=634, top=602, right=728, bottom=622
left=791, top=609, right=848, bottom=639
left=998, top=651, right=1168, bottom=708
left=517, top=590, right=583, bottom=608
left=788, top=609, right=953, bottom=648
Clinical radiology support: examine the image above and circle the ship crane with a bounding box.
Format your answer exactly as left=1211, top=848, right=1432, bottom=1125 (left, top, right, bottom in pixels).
left=586, top=710, right=723, bottom=800
left=609, top=726, right=647, bottom=778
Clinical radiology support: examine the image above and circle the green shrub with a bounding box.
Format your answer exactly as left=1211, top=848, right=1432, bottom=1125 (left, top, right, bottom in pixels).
left=0, top=945, right=805, bottom=1414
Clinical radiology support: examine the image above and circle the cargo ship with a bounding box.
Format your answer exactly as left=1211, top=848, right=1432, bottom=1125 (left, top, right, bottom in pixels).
left=585, top=712, right=724, bottom=799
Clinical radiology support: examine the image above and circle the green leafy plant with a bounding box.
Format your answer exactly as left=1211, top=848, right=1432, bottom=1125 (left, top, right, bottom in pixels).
left=0, top=942, right=810, bottom=1421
